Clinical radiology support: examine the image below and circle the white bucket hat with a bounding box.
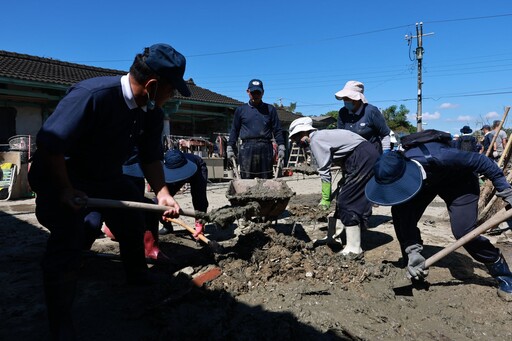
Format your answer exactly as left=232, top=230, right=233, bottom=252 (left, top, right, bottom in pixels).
left=334, top=80, right=368, bottom=103
left=289, top=117, right=317, bottom=138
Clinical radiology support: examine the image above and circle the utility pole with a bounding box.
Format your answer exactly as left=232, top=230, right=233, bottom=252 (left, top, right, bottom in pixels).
left=405, top=22, right=434, bottom=132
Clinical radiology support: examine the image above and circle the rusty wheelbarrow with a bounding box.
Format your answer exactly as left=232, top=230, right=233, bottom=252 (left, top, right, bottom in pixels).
left=226, top=177, right=295, bottom=221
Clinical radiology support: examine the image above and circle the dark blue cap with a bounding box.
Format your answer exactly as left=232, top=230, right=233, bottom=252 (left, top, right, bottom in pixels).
left=145, top=43, right=191, bottom=97
left=248, top=79, right=264, bottom=92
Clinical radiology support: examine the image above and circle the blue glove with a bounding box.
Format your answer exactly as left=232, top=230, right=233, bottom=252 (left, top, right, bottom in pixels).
left=319, top=182, right=331, bottom=210
left=496, top=188, right=512, bottom=207
left=227, top=146, right=235, bottom=160
left=278, top=144, right=286, bottom=159
left=405, top=244, right=428, bottom=280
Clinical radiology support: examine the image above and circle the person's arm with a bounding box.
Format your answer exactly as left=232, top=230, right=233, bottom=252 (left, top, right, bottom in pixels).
left=38, top=147, right=87, bottom=210
left=141, top=161, right=180, bottom=218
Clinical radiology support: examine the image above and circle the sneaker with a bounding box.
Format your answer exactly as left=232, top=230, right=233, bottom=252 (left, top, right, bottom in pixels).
left=159, top=223, right=174, bottom=235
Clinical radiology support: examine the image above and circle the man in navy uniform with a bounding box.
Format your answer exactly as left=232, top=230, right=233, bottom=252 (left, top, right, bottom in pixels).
left=227, top=79, right=285, bottom=179
left=366, top=139, right=512, bottom=301
left=28, top=43, right=190, bottom=339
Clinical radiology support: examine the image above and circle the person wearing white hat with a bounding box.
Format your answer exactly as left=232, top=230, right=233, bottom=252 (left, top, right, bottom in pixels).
left=335, top=80, right=390, bottom=153
left=289, top=117, right=380, bottom=257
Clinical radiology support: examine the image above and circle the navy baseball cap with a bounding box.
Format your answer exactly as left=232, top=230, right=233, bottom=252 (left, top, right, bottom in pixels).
left=365, top=152, right=423, bottom=206
left=248, top=79, right=264, bottom=92
left=163, top=149, right=197, bottom=183
left=145, top=43, right=191, bottom=97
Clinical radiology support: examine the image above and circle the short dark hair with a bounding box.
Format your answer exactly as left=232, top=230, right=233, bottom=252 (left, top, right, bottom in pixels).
left=492, top=120, right=501, bottom=129
left=129, top=47, right=159, bottom=84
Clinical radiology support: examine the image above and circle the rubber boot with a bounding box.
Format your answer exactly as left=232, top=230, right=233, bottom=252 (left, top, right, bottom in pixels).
left=339, top=225, right=363, bottom=259
left=43, top=271, right=77, bottom=340
left=313, top=217, right=344, bottom=247
left=485, top=255, right=512, bottom=301
left=143, top=230, right=172, bottom=264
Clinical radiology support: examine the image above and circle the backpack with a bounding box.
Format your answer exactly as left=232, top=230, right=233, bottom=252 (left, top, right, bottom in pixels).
left=401, top=129, right=452, bottom=150
left=458, top=135, right=475, bottom=152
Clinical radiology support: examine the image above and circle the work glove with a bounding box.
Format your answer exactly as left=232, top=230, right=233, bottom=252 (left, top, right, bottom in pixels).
left=496, top=188, right=512, bottom=207
left=405, top=244, right=428, bottom=280
left=278, top=144, right=286, bottom=159
left=193, top=220, right=204, bottom=239
left=319, top=181, right=331, bottom=210
left=227, top=146, right=236, bottom=160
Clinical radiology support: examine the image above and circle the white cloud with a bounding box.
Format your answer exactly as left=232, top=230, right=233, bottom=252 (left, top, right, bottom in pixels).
left=457, top=115, right=472, bottom=122
left=422, top=111, right=441, bottom=120
left=485, top=111, right=499, bottom=119
left=439, top=103, right=458, bottom=109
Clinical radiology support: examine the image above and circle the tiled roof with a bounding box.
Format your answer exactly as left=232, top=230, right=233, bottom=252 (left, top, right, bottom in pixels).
left=0, top=50, right=242, bottom=106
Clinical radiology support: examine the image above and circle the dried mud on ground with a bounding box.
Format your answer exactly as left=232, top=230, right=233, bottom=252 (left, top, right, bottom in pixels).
left=1, top=175, right=512, bottom=340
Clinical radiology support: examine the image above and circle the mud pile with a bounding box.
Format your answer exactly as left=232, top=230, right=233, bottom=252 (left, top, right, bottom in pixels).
left=210, top=227, right=390, bottom=296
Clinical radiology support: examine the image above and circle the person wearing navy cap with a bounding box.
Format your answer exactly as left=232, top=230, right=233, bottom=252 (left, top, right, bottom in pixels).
left=28, top=43, right=191, bottom=339
left=227, top=79, right=286, bottom=179
left=365, top=135, right=512, bottom=301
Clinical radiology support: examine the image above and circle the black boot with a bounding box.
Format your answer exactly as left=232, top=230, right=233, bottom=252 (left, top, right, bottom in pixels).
left=43, top=271, right=78, bottom=340
left=485, top=255, right=512, bottom=301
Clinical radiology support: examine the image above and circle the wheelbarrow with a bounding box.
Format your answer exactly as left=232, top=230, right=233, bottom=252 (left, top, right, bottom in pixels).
left=227, top=157, right=295, bottom=220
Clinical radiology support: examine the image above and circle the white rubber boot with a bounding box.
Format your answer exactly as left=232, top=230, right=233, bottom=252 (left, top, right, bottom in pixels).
left=313, top=217, right=343, bottom=246
left=340, top=225, right=363, bottom=257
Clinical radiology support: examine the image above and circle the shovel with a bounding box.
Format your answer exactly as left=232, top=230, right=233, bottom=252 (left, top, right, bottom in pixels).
left=79, top=197, right=260, bottom=229
left=231, top=157, right=240, bottom=179
left=393, top=207, right=512, bottom=296
left=164, top=218, right=224, bottom=253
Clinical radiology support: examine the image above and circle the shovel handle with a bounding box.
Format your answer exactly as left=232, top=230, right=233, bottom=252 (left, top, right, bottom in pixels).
left=82, top=197, right=206, bottom=220
left=231, top=157, right=240, bottom=179
left=425, top=207, right=512, bottom=268
left=165, top=218, right=211, bottom=244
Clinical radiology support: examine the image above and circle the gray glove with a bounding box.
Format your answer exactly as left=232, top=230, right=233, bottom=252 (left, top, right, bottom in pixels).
left=496, top=188, right=512, bottom=207
left=278, top=144, right=286, bottom=159
left=226, top=146, right=235, bottom=160
left=405, top=244, right=428, bottom=280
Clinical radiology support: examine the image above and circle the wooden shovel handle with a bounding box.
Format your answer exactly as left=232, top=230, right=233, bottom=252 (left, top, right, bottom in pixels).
left=82, top=197, right=206, bottom=220
left=425, top=207, right=512, bottom=268
left=165, top=218, right=211, bottom=244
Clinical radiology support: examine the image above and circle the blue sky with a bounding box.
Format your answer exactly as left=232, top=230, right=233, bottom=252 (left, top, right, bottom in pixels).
left=2, top=1, right=512, bottom=135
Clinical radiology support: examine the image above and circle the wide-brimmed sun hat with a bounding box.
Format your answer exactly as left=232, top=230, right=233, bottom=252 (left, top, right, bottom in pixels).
left=289, top=116, right=317, bottom=138
left=365, top=152, right=423, bottom=206
left=163, top=149, right=197, bottom=183
left=334, top=80, right=368, bottom=103
left=460, top=125, right=473, bottom=134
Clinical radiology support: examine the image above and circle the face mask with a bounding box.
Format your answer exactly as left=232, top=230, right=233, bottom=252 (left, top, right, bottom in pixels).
left=299, top=137, right=310, bottom=148
left=344, top=100, right=354, bottom=112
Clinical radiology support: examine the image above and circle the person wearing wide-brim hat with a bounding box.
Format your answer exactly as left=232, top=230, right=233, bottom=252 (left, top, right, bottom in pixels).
left=334, top=80, right=391, bottom=153
left=157, top=149, right=209, bottom=236
left=288, top=116, right=380, bottom=258
left=123, top=149, right=209, bottom=237
left=455, top=125, right=478, bottom=152
left=365, top=140, right=512, bottom=301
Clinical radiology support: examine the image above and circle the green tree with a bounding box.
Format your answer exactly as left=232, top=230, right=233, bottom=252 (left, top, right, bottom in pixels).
left=381, top=104, right=416, bottom=135
left=273, top=102, right=302, bottom=115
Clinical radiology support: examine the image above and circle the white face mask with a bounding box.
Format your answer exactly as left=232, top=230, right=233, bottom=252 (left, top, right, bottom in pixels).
left=411, top=159, right=427, bottom=180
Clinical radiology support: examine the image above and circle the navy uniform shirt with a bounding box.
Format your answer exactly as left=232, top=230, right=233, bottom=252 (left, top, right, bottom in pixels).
left=228, top=101, right=285, bottom=147
left=404, top=142, right=509, bottom=192
left=337, top=103, right=390, bottom=144
left=35, top=76, right=163, bottom=182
